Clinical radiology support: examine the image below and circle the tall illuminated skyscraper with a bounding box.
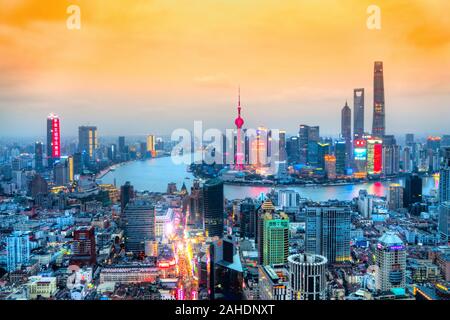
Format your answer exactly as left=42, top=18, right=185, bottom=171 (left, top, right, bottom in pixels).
left=353, top=88, right=364, bottom=139
left=376, top=231, right=406, bottom=292
left=46, top=113, right=61, bottom=167
left=146, top=135, right=156, bottom=157
left=372, top=61, right=386, bottom=138
left=305, top=206, right=351, bottom=264
left=202, top=178, right=224, bottom=238
left=341, top=101, right=351, bottom=142
left=341, top=101, right=352, bottom=167
left=78, top=126, right=98, bottom=159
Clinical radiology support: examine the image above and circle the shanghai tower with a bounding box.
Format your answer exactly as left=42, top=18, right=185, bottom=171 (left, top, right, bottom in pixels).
left=372, top=61, right=385, bottom=138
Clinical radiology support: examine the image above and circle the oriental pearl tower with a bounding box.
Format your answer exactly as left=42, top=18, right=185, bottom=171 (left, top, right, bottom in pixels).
left=234, top=88, right=245, bottom=171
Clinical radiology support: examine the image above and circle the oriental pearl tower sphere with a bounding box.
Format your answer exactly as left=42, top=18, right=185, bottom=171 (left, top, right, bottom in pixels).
left=234, top=88, right=245, bottom=170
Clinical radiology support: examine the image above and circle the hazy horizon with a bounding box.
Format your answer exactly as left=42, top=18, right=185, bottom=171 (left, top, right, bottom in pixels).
left=1, top=0, right=450, bottom=137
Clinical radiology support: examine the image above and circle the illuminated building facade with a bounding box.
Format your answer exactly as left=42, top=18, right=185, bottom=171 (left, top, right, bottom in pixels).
left=46, top=113, right=61, bottom=166
left=387, top=184, right=404, bottom=211
left=261, top=212, right=289, bottom=266
left=258, top=264, right=290, bottom=300
left=305, top=206, right=351, bottom=263
left=372, top=61, right=386, bottom=138
left=78, top=126, right=98, bottom=159
left=353, top=139, right=367, bottom=178
left=288, top=253, right=327, bottom=300
left=335, top=140, right=346, bottom=175
left=353, top=88, right=365, bottom=139
left=146, top=135, right=156, bottom=157
left=376, top=231, right=406, bottom=292
left=367, top=138, right=383, bottom=176
left=324, top=155, right=337, bottom=180
left=122, top=200, right=155, bottom=253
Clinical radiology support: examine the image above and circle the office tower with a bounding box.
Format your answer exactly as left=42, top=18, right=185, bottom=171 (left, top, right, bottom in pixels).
left=34, top=142, right=43, bottom=172
left=277, top=189, right=299, bottom=212
left=438, top=202, right=450, bottom=243
left=367, top=138, right=383, bottom=176
left=357, top=190, right=374, bottom=219
left=288, top=253, right=327, bottom=300
left=46, top=113, right=61, bottom=167
left=139, top=142, right=147, bottom=159
left=122, top=200, right=155, bottom=253
left=278, top=130, right=287, bottom=162
left=324, top=155, right=337, bottom=180
left=306, top=127, right=320, bottom=166
left=305, top=206, right=351, bottom=263
left=299, top=125, right=309, bottom=164
left=353, top=88, right=365, bottom=139
left=286, top=136, right=300, bottom=164
left=372, top=61, right=386, bottom=138
left=256, top=199, right=275, bottom=264
left=73, top=152, right=82, bottom=176
left=207, top=236, right=243, bottom=300
left=53, top=157, right=69, bottom=186
left=78, top=126, right=98, bottom=159
left=439, top=148, right=450, bottom=203
left=405, top=134, right=414, bottom=146
left=30, top=174, right=48, bottom=198
left=404, top=174, right=422, bottom=209
left=261, top=211, right=289, bottom=266
left=402, top=146, right=412, bottom=173
left=146, top=135, right=156, bottom=157
left=341, top=101, right=351, bottom=142
left=341, top=101, right=352, bottom=165
left=118, top=136, right=125, bottom=153
left=317, top=142, right=330, bottom=170
left=376, top=231, right=406, bottom=292
left=383, top=144, right=400, bottom=176
left=335, top=140, right=347, bottom=175
left=70, top=226, right=97, bottom=266
left=6, top=231, right=30, bottom=272
left=239, top=198, right=256, bottom=239
left=120, top=181, right=134, bottom=213
left=189, top=180, right=203, bottom=227
left=234, top=89, right=245, bottom=170
left=202, top=178, right=224, bottom=238
left=388, top=184, right=404, bottom=211
left=107, top=144, right=117, bottom=162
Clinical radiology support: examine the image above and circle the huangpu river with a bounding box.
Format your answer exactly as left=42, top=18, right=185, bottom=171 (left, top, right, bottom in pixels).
left=99, top=155, right=439, bottom=201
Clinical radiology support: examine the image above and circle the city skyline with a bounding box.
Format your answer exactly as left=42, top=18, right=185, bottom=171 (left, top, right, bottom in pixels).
left=1, top=0, right=450, bottom=137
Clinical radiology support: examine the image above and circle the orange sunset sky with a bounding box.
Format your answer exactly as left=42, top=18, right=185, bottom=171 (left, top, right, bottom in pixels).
left=0, top=0, right=449, bottom=137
